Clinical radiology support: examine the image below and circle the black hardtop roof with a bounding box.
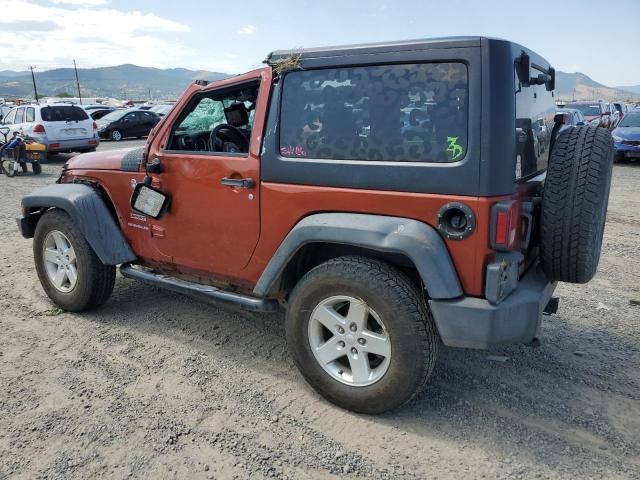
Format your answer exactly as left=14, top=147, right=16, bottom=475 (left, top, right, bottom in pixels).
left=267, top=36, right=482, bottom=62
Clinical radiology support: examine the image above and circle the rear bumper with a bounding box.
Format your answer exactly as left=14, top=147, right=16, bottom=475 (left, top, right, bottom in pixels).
left=30, top=135, right=99, bottom=152
left=429, top=265, right=556, bottom=349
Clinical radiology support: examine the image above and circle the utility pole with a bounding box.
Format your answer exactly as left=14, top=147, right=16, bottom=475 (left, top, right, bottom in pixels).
left=73, top=59, right=82, bottom=104
left=29, top=66, right=39, bottom=103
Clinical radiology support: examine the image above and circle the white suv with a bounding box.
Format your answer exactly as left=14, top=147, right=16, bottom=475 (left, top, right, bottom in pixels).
left=1, top=104, right=99, bottom=153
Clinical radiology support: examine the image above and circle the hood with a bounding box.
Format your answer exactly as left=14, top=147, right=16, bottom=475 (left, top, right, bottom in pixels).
left=66, top=147, right=139, bottom=171
left=613, top=126, right=640, bottom=140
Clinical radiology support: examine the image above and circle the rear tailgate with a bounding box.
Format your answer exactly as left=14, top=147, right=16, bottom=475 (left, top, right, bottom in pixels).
left=41, top=106, right=93, bottom=141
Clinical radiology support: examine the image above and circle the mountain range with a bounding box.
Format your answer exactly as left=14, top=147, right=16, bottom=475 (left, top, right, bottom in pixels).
left=0, top=64, right=637, bottom=102
left=0, top=64, right=229, bottom=100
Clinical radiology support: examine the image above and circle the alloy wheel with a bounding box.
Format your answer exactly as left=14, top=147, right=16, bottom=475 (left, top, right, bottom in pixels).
left=307, top=295, right=391, bottom=387
left=43, top=230, right=78, bottom=293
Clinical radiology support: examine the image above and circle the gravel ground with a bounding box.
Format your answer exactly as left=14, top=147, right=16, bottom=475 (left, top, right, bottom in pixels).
left=0, top=144, right=639, bottom=480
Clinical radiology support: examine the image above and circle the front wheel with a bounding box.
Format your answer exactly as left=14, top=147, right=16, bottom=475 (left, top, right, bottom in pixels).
left=2, top=160, right=16, bottom=177
left=33, top=209, right=116, bottom=312
left=32, top=161, right=42, bottom=174
left=286, top=256, right=438, bottom=414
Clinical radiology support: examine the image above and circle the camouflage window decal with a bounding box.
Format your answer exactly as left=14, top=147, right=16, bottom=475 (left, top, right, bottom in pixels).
left=279, top=62, right=468, bottom=163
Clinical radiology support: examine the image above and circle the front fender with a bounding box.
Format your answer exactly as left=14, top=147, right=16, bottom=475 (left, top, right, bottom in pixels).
left=18, top=184, right=136, bottom=266
left=254, top=213, right=463, bottom=300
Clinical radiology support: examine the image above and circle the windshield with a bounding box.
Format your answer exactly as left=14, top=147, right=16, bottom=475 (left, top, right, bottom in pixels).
left=566, top=104, right=601, bottom=116
left=618, top=113, right=640, bottom=127
left=100, top=109, right=127, bottom=122
left=41, top=106, right=89, bottom=122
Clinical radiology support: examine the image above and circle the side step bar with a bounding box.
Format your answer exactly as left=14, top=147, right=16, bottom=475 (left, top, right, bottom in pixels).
left=120, top=264, right=279, bottom=312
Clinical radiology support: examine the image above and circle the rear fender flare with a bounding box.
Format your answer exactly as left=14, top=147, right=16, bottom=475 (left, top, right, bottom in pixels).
left=253, top=213, right=463, bottom=300
left=19, top=184, right=136, bottom=266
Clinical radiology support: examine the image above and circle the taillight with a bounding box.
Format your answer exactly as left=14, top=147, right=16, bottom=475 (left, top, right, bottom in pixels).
left=33, top=124, right=45, bottom=134
left=93, top=121, right=98, bottom=130
left=491, top=200, right=520, bottom=251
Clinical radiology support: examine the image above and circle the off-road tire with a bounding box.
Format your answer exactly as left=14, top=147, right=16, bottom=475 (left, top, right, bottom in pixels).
left=541, top=126, right=613, bottom=283
left=286, top=256, right=438, bottom=414
left=34, top=209, right=116, bottom=312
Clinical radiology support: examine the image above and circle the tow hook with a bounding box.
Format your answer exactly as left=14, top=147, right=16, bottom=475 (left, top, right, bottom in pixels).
left=543, top=297, right=559, bottom=315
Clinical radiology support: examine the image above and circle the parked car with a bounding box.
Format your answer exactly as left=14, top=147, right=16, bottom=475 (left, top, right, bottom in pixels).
left=555, top=108, right=586, bottom=127
left=96, top=109, right=160, bottom=141
left=613, top=102, right=629, bottom=123
left=612, top=111, right=640, bottom=162
left=88, top=108, right=117, bottom=120
left=1, top=103, right=99, bottom=153
left=563, top=102, right=612, bottom=129
left=0, top=104, right=14, bottom=122
left=606, top=102, right=621, bottom=129
left=18, top=37, right=613, bottom=414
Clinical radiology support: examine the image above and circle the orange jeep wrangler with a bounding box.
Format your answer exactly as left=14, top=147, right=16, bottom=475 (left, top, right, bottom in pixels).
left=18, top=37, right=613, bottom=413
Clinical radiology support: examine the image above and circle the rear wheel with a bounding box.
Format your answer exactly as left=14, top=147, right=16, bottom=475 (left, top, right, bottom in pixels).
left=110, top=129, right=123, bottom=141
left=32, top=161, right=42, bottom=174
left=34, top=209, right=116, bottom=312
left=286, top=256, right=438, bottom=413
left=541, top=126, right=613, bottom=283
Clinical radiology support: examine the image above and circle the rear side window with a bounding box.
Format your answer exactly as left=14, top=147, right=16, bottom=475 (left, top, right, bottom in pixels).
left=15, top=108, right=24, bottom=123
left=41, top=106, right=89, bottom=122
left=279, top=63, right=468, bottom=162
left=26, top=107, right=35, bottom=122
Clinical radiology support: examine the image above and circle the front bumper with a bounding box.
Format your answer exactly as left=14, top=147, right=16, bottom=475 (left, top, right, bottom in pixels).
left=614, top=142, right=640, bottom=158
left=429, top=265, right=556, bottom=349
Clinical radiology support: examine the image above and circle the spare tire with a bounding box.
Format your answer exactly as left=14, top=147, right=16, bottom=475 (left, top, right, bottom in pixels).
left=540, top=126, right=613, bottom=283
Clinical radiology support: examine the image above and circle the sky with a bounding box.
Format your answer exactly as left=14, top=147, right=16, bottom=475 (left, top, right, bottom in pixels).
left=0, top=0, right=638, bottom=87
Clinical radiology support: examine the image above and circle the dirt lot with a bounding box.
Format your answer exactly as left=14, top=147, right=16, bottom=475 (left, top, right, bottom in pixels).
left=1, top=146, right=639, bottom=480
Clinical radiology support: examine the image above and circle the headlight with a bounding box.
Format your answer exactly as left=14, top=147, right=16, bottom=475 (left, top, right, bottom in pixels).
left=590, top=118, right=600, bottom=126
left=612, top=134, right=622, bottom=142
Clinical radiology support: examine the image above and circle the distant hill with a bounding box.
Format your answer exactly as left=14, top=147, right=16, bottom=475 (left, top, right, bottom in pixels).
left=555, top=72, right=637, bottom=102
left=614, top=84, right=640, bottom=95
left=0, top=64, right=229, bottom=100
left=0, top=64, right=636, bottom=102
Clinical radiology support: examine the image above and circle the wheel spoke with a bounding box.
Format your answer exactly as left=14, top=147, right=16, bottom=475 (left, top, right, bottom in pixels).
left=346, top=299, right=368, bottom=331
left=44, top=248, right=59, bottom=264
left=53, top=267, right=66, bottom=287
left=313, top=305, right=346, bottom=332
left=314, top=336, right=345, bottom=365
left=66, top=264, right=78, bottom=286
left=52, top=231, right=67, bottom=252
left=361, top=331, right=391, bottom=358
left=348, top=352, right=372, bottom=384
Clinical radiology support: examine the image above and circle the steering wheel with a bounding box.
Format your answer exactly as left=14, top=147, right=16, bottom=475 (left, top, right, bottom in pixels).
left=209, top=124, right=249, bottom=153
left=178, top=134, right=195, bottom=151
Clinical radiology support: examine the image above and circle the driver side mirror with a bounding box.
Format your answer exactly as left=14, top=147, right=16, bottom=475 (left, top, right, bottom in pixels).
left=130, top=183, right=170, bottom=219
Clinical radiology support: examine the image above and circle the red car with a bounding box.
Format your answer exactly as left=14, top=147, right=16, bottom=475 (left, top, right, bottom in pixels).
left=564, top=102, right=612, bottom=129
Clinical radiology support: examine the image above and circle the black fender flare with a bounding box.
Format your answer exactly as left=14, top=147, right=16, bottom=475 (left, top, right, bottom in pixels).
left=253, top=213, right=463, bottom=300
left=18, top=184, right=136, bottom=266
